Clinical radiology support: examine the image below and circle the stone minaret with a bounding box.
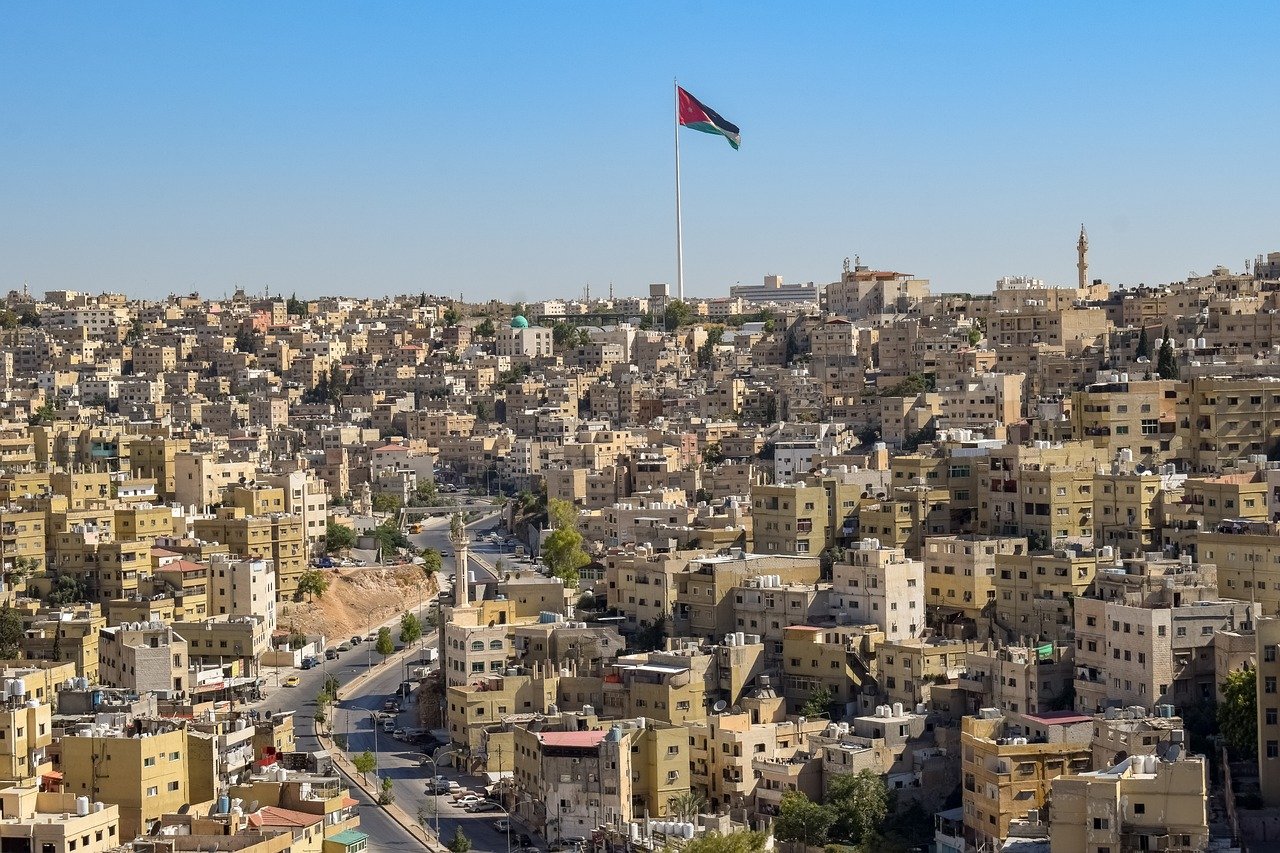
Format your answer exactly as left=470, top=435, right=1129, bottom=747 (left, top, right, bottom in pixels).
left=1077, top=224, right=1089, bottom=291
left=451, top=513, right=470, bottom=608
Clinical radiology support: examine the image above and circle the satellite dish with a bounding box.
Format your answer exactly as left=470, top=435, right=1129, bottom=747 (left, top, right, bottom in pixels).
left=712, top=700, right=727, bottom=713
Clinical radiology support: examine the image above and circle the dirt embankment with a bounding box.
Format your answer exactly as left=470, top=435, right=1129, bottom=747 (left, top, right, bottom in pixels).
left=278, top=566, right=437, bottom=642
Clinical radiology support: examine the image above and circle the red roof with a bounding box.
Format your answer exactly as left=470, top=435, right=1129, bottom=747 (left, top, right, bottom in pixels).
left=248, top=806, right=324, bottom=829
left=158, top=559, right=206, bottom=574
left=374, top=444, right=409, bottom=452
left=1023, top=710, right=1093, bottom=726
left=539, top=731, right=607, bottom=748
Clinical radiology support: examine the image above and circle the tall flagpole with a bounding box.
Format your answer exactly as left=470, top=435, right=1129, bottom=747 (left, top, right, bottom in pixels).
left=674, top=78, right=685, bottom=305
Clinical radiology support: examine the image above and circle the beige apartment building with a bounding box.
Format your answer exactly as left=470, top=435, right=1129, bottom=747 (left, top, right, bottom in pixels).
left=98, top=623, right=188, bottom=694
left=954, top=643, right=1073, bottom=717
left=831, top=541, right=923, bottom=641
left=1181, top=375, right=1280, bottom=472
left=674, top=552, right=821, bottom=641
left=1196, top=519, right=1280, bottom=613
left=978, top=440, right=1106, bottom=546
left=992, top=546, right=1099, bottom=646
left=1259, top=616, right=1280, bottom=805
left=781, top=625, right=879, bottom=717
left=1049, top=751, right=1209, bottom=853
left=0, top=692, right=53, bottom=781
left=192, top=507, right=305, bottom=600
left=1070, top=376, right=1179, bottom=467
left=512, top=726, right=631, bottom=841
left=1074, top=557, right=1250, bottom=712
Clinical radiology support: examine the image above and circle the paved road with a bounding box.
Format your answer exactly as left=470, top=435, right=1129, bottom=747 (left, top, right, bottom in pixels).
left=258, top=510, right=518, bottom=853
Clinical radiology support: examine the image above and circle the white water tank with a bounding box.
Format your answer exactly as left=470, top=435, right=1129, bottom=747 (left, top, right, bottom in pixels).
left=735, top=632, right=745, bottom=645
left=76, top=797, right=90, bottom=817
left=892, top=702, right=904, bottom=717
left=582, top=704, right=595, bottom=716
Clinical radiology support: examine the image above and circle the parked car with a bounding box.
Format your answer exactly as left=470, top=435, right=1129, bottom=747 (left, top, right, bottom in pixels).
left=467, top=801, right=502, bottom=813
left=350, top=635, right=362, bottom=645
left=454, top=794, right=483, bottom=807
left=494, top=819, right=510, bottom=833
left=300, top=659, right=313, bottom=670
left=324, top=649, right=339, bottom=660
left=283, top=676, right=300, bottom=688
left=383, top=697, right=398, bottom=711
left=337, top=642, right=352, bottom=652
left=382, top=719, right=395, bottom=732
left=393, top=728, right=406, bottom=739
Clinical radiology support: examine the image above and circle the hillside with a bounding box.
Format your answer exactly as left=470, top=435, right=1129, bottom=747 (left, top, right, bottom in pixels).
left=278, top=565, right=437, bottom=642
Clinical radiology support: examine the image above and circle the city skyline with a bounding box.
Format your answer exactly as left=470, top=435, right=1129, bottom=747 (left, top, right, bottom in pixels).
left=3, top=3, right=1279, bottom=300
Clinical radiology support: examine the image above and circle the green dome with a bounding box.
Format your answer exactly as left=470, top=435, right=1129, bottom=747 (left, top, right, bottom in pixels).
left=510, top=315, right=530, bottom=329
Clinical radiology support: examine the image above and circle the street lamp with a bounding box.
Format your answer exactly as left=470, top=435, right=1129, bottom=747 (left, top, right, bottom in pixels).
left=420, top=747, right=459, bottom=839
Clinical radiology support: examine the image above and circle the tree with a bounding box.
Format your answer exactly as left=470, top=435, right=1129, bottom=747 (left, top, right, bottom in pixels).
left=1157, top=334, right=1179, bottom=380
left=475, top=318, right=496, bottom=338
left=676, top=830, right=765, bottom=853
left=448, top=827, right=472, bottom=853
left=421, top=548, right=443, bottom=576
left=326, top=521, right=356, bottom=553
left=1136, top=326, right=1150, bottom=359
left=378, top=775, right=394, bottom=804
left=1219, top=667, right=1257, bottom=758
left=541, top=498, right=588, bottom=586
left=663, top=300, right=694, bottom=330
left=375, top=626, right=394, bottom=659
left=46, top=574, right=87, bottom=606
left=967, top=325, right=983, bottom=347
left=442, top=306, right=461, bottom=327
left=825, top=769, right=889, bottom=847
left=371, top=493, right=402, bottom=514
left=29, top=401, right=55, bottom=425
left=233, top=327, right=260, bottom=355
left=801, top=685, right=833, bottom=718
left=697, top=326, right=726, bottom=367
left=633, top=614, right=668, bottom=653
left=552, top=322, right=576, bottom=348
left=296, top=569, right=329, bottom=602
left=352, top=750, right=377, bottom=776
left=400, top=611, right=423, bottom=645
left=286, top=293, right=308, bottom=318
left=669, top=791, right=707, bottom=821
left=372, top=519, right=412, bottom=556
left=773, top=790, right=834, bottom=848
left=0, top=606, right=22, bottom=659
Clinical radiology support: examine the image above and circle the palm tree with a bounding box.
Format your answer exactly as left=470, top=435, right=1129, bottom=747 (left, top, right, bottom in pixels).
left=670, top=791, right=707, bottom=821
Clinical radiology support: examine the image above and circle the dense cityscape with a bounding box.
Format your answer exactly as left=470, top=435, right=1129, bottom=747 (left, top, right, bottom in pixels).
left=0, top=240, right=1278, bottom=853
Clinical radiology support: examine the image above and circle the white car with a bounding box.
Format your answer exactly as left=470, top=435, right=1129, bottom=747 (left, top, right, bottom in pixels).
left=455, top=794, right=483, bottom=807
left=494, top=819, right=511, bottom=832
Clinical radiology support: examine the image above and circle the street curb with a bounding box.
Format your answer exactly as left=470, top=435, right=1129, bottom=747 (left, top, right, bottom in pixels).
left=320, top=731, right=448, bottom=852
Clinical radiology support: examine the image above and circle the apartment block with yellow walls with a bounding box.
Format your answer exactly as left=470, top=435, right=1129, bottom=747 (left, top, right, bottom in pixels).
left=877, top=636, right=972, bottom=709
left=60, top=722, right=196, bottom=839
left=1070, top=376, right=1180, bottom=468
left=688, top=701, right=828, bottom=814
left=51, top=528, right=151, bottom=602
left=1181, top=374, right=1280, bottom=472
left=0, top=786, right=122, bottom=853
left=923, top=534, right=1027, bottom=623
left=674, top=552, right=821, bottom=642
left=832, top=541, right=924, bottom=643
left=977, top=440, right=1106, bottom=543
left=992, top=546, right=1099, bottom=645
left=128, top=435, right=192, bottom=499
left=961, top=708, right=1093, bottom=851
left=0, top=506, right=47, bottom=582
left=604, top=546, right=689, bottom=633
left=1195, top=519, right=1280, bottom=614
left=0, top=686, right=53, bottom=782
left=780, top=625, right=880, bottom=717
left=446, top=664, right=566, bottom=759
left=602, top=648, right=714, bottom=726
left=19, top=605, right=105, bottom=681
left=192, top=507, right=305, bottom=600
left=750, top=480, right=829, bottom=556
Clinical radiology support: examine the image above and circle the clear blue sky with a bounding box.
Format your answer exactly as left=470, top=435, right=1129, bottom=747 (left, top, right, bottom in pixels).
left=3, top=3, right=1278, bottom=302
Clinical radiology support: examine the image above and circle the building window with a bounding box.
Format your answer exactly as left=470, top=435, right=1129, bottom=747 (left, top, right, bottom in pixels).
left=1269, top=741, right=1279, bottom=759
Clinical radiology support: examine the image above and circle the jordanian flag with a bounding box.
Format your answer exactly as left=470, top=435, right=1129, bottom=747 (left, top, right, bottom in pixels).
left=678, top=86, right=740, bottom=150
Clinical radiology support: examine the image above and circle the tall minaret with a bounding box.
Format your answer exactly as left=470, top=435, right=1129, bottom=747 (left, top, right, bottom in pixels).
left=1077, top=224, right=1089, bottom=291
left=451, top=513, right=470, bottom=608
